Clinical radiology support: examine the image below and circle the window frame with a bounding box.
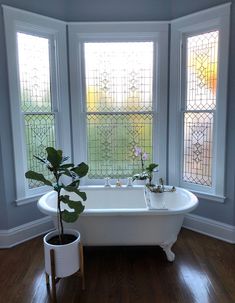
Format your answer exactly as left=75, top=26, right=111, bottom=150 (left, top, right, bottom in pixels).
left=3, top=6, right=71, bottom=202
left=169, top=4, right=231, bottom=202
left=84, top=41, right=155, bottom=179
left=68, top=22, right=169, bottom=185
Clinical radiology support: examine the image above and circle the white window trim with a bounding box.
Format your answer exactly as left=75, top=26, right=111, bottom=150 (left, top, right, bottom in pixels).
left=3, top=5, right=71, bottom=202
left=169, top=3, right=231, bottom=202
left=68, top=21, right=169, bottom=185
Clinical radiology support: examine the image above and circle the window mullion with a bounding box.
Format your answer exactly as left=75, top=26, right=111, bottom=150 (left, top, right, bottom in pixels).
left=87, top=111, right=153, bottom=115
left=182, top=109, right=215, bottom=114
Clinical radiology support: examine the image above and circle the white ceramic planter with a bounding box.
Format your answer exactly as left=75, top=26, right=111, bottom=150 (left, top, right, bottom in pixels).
left=44, top=229, right=80, bottom=278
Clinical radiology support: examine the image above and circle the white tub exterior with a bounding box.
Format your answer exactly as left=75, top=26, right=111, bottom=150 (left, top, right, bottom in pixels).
left=38, top=186, right=198, bottom=261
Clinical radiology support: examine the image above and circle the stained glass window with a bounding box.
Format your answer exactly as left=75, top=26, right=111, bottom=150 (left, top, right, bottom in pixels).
left=17, top=33, right=56, bottom=188
left=84, top=42, right=154, bottom=178
left=183, top=31, right=219, bottom=186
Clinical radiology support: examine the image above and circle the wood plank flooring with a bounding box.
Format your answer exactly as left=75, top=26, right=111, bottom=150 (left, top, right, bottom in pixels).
left=0, top=228, right=235, bottom=303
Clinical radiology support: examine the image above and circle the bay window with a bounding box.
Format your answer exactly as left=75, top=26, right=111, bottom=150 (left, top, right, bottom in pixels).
left=3, top=4, right=230, bottom=203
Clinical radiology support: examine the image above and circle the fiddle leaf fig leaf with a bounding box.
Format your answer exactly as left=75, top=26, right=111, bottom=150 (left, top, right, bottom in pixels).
left=59, top=163, right=74, bottom=169
left=71, top=162, right=89, bottom=178
left=67, top=179, right=80, bottom=188
left=61, top=201, right=84, bottom=222
left=33, top=155, right=48, bottom=165
left=68, top=200, right=85, bottom=213
left=62, top=210, right=78, bottom=223
left=59, top=168, right=72, bottom=177
left=60, top=195, right=70, bottom=204
left=46, top=147, right=63, bottom=169
left=62, top=186, right=87, bottom=201
left=25, top=171, right=52, bottom=187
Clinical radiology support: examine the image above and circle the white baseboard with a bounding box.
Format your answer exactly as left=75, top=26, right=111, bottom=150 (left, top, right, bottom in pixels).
left=183, top=214, right=235, bottom=244
left=0, top=214, right=234, bottom=248
left=0, top=216, right=54, bottom=248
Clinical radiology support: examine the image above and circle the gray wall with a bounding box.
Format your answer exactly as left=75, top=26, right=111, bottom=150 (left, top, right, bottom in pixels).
left=0, top=0, right=234, bottom=229
left=66, top=0, right=170, bottom=21
left=170, top=0, right=229, bottom=19
left=0, top=141, right=8, bottom=229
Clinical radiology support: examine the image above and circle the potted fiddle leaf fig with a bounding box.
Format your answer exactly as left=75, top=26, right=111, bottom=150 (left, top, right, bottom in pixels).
left=25, top=147, right=89, bottom=278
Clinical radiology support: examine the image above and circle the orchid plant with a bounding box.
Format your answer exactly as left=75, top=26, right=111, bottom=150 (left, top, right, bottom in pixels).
left=132, top=146, right=158, bottom=186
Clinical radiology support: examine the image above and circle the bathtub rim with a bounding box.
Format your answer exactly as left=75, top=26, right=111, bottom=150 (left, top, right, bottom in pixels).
left=37, top=186, right=198, bottom=217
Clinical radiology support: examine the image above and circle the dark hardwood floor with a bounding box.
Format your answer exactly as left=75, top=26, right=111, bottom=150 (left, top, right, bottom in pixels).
left=0, top=228, right=235, bottom=303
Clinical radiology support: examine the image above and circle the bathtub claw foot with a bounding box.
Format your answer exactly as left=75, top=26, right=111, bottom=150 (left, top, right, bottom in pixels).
left=164, top=248, right=175, bottom=262
left=160, top=237, right=177, bottom=262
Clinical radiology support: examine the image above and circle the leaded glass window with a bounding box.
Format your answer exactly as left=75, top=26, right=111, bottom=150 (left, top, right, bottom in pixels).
left=17, top=33, right=56, bottom=188
left=84, top=42, right=154, bottom=178
left=183, top=31, right=219, bottom=186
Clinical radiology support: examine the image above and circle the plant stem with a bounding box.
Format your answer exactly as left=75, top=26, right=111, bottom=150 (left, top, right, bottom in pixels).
left=57, top=191, right=62, bottom=243
left=141, top=153, right=144, bottom=173
left=57, top=188, right=64, bottom=244
left=149, top=173, right=152, bottom=186
left=55, top=172, right=64, bottom=244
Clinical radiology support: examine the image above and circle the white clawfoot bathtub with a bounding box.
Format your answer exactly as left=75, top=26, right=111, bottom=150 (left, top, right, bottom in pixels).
left=38, top=186, right=198, bottom=261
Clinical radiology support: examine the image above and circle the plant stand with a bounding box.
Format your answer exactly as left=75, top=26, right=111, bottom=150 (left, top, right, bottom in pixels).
left=45, top=242, right=85, bottom=303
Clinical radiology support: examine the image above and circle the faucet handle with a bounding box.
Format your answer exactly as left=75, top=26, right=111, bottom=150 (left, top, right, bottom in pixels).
left=104, top=177, right=111, bottom=187
left=126, top=177, right=133, bottom=187
left=116, top=179, right=122, bottom=187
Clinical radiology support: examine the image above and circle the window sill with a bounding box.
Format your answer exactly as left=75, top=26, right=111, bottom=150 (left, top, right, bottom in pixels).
left=191, top=190, right=226, bottom=203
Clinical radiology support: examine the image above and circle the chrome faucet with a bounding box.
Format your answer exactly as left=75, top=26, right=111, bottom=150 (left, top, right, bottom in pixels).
left=116, top=179, right=122, bottom=187
left=104, top=177, right=111, bottom=187
left=126, top=177, right=133, bottom=187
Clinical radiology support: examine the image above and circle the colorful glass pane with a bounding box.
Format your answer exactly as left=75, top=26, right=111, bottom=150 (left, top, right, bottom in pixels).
left=186, top=31, right=218, bottom=110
